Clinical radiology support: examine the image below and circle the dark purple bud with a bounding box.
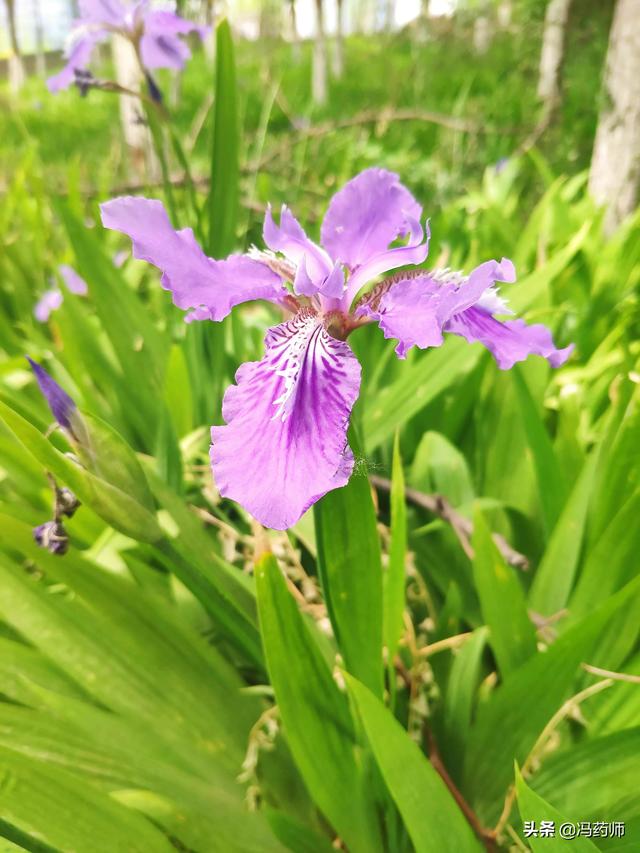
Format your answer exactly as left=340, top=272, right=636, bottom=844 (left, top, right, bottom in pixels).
left=27, top=357, right=76, bottom=431
left=33, top=521, right=69, bottom=556
left=74, top=68, right=96, bottom=97
left=58, top=487, right=81, bottom=518
left=145, top=72, right=163, bottom=105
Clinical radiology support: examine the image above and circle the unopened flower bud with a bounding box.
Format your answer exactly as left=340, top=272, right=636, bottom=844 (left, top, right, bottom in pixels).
left=33, top=521, right=69, bottom=556
left=58, top=488, right=81, bottom=518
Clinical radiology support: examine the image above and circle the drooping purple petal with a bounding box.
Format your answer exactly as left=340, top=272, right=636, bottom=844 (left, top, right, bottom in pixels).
left=100, top=196, right=285, bottom=321
left=264, top=205, right=333, bottom=288
left=58, top=264, right=89, bottom=295
left=211, top=311, right=361, bottom=530
left=446, top=308, right=574, bottom=370
left=34, top=290, right=64, bottom=323
left=140, top=11, right=208, bottom=71
left=27, top=358, right=76, bottom=430
left=47, top=28, right=107, bottom=93
left=357, top=258, right=515, bottom=358
left=321, top=168, right=423, bottom=269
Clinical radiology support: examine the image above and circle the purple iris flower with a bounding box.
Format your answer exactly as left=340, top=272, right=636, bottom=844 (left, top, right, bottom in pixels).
left=100, top=168, right=572, bottom=530
left=47, top=0, right=208, bottom=93
left=34, top=289, right=64, bottom=323
left=34, top=265, right=88, bottom=323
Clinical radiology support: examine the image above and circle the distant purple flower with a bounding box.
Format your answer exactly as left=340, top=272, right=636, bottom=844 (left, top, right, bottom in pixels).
left=33, top=265, right=88, bottom=323
left=100, top=168, right=572, bottom=529
left=34, top=289, right=64, bottom=323
left=27, top=357, right=77, bottom=431
left=47, top=0, right=208, bottom=93
left=59, top=264, right=89, bottom=295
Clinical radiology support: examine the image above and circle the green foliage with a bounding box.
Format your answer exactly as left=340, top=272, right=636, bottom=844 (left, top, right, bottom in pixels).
left=0, top=7, right=638, bottom=851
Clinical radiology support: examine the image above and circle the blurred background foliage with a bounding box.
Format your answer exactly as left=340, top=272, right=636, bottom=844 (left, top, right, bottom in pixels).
left=0, top=0, right=639, bottom=850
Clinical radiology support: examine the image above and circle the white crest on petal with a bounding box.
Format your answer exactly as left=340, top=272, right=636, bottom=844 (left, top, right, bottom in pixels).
left=270, top=313, right=321, bottom=421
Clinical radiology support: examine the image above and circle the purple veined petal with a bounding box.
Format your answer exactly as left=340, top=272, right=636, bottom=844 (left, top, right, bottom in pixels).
left=100, top=196, right=285, bottom=321
left=27, top=357, right=77, bottom=430
left=58, top=264, right=89, bottom=295
left=343, top=216, right=431, bottom=306
left=139, top=10, right=208, bottom=70
left=320, top=168, right=423, bottom=270
left=264, top=204, right=333, bottom=287
left=446, top=308, right=574, bottom=370
left=47, top=27, right=107, bottom=92
left=34, top=289, right=64, bottom=323
left=356, top=257, right=515, bottom=358
left=210, top=311, right=362, bottom=530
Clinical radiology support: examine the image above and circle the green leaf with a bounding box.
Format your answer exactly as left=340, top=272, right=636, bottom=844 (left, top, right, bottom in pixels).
left=472, top=507, right=537, bottom=679
left=410, top=431, right=474, bottom=507
left=314, top=430, right=383, bottom=697
left=515, top=767, right=599, bottom=852
left=344, top=674, right=482, bottom=853
left=530, top=728, right=640, bottom=821
left=383, top=432, right=407, bottom=662
left=438, top=627, right=489, bottom=781
left=570, top=490, right=640, bottom=617
left=462, top=574, right=640, bottom=824
left=0, top=397, right=162, bottom=543
left=513, top=367, right=567, bottom=538
left=363, top=338, right=481, bottom=452
left=76, top=410, right=156, bottom=513
left=255, top=553, right=382, bottom=853
left=0, top=747, right=176, bottom=853
left=266, top=811, right=336, bottom=853
left=528, top=452, right=597, bottom=615
left=208, top=18, right=239, bottom=258
left=589, top=387, right=640, bottom=543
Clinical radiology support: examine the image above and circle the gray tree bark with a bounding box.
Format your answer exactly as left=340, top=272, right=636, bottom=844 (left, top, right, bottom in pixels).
left=112, top=35, right=159, bottom=181
left=5, top=0, right=25, bottom=93
left=537, top=0, right=572, bottom=104
left=312, top=0, right=328, bottom=105
left=331, top=0, right=345, bottom=79
left=589, top=0, right=640, bottom=234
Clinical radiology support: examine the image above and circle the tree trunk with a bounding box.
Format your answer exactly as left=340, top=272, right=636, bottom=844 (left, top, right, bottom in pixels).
left=312, top=0, right=327, bottom=105
left=112, top=35, right=160, bottom=181
left=589, top=0, right=640, bottom=234
left=33, top=0, right=46, bottom=78
left=537, top=0, right=572, bottom=104
left=5, top=0, right=25, bottom=93
left=497, top=0, right=512, bottom=29
left=473, top=15, right=492, bottom=55
left=331, top=0, right=345, bottom=79
left=288, top=0, right=301, bottom=62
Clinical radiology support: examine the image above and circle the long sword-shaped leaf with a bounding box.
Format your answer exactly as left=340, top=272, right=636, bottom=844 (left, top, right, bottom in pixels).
left=345, top=674, right=483, bottom=853
left=255, top=553, right=383, bottom=853
left=314, top=430, right=383, bottom=697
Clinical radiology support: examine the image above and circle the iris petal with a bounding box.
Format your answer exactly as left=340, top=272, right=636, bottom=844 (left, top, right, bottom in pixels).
left=357, top=258, right=515, bottom=358
left=211, top=311, right=361, bottom=529
left=100, top=196, right=285, bottom=321
left=446, top=308, right=574, bottom=370
left=321, top=168, right=422, bottom=268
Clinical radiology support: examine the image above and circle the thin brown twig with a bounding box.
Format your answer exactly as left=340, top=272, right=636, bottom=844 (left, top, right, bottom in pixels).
left=250, top=107, right=489, bottom=172
left=426, top=727, right=497, bottom=851
left=370, top=475, right=529, bottom=570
